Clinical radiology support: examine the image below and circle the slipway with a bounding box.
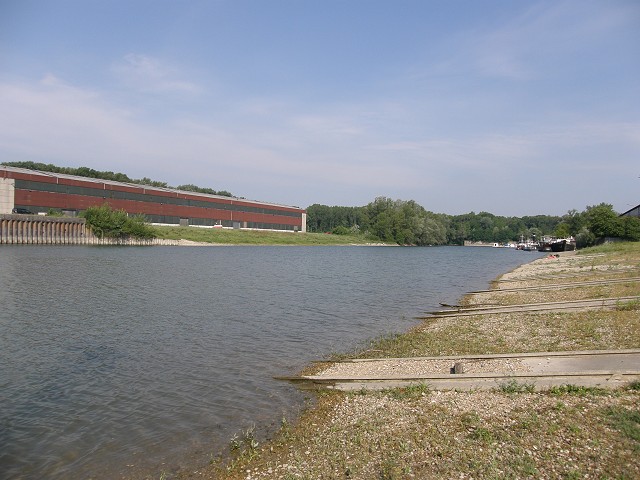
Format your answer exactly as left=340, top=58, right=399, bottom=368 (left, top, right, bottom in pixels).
left=278, top=349, right=640, bottom=392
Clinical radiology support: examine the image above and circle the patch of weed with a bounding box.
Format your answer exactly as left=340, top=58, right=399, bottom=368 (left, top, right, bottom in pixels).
left=616, top=299, right=640, bottom=311
left=549, top=384, right=608, bottom=396
left=384, top=382, right=431, bottom=400
left=604, top=406, right=640, bottom=442
left=497, top=379, right=535, bottom=393
left=460, top=411, right=481, bottom=427
left=469, top=426, right=495, bottom=443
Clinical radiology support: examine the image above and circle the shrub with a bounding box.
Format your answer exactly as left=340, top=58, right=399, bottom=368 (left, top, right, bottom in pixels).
left=81, top=204, right=156, bottom=239
left=331, top=225, right=351, bottom=235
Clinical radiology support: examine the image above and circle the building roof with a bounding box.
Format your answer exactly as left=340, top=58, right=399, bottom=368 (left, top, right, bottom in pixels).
left=619, top=204, right=640, bottom=217
left=0, top=165, right=303, bottom=211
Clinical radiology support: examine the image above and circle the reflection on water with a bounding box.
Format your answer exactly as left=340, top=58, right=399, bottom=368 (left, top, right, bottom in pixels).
left=0, top=245, right=540, bottom=479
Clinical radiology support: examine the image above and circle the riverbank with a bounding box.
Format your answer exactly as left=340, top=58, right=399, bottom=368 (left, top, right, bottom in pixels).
left=153, top=225, right=392, bottom=246
left=183, top=242, right=640, bottom=480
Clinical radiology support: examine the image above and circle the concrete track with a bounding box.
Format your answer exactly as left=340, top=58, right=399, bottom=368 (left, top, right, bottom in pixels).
left=424, top=296, right=640, bottom=317
left=282, top=350, right=640, bottom=392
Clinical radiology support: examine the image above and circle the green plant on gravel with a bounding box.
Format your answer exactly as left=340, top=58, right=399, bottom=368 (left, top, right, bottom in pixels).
left=497, top=379, right=535, bottom=393
left=469, top=426, right=495, bottom=443
left=549, top=384, right=609, bottom=396
left=379, top=455, right=406, bottom=480
left=229, top=434, right=240, bottom=451
left=628, top=380, right=640, bottom=391
left=460, top=411, right=481, bottom=427
left=242, top=425, right=259, bottom=450
left=603, top=406, right=640, bottom=442
left=564, top=469, right=584, bottom=480
left=616, top=299, right=640, bottom=311
left=384, top=382, right=431, bottom=400
left=516, top=412, right=541, bottom=433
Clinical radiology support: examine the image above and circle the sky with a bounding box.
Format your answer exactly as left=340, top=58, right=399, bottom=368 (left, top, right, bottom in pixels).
left=1, top=0, right=638, bottom=216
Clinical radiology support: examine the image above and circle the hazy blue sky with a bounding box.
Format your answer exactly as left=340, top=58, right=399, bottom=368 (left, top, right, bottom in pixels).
left=1, top=0, right=638, bottom=215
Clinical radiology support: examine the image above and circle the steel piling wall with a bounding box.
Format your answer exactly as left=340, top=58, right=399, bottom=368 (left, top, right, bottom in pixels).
left=0, top=214, right=178, bottom=246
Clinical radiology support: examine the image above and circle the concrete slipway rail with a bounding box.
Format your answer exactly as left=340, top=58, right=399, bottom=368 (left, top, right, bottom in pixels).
left=279, top=349, right=640, bottom=391
left=424, top=296, right=640, bottom=317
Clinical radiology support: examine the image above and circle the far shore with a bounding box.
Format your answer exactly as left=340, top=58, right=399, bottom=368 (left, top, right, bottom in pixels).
left=171, top=238, right=396, bottom=247
left=152, top=225, right=398, bottom=247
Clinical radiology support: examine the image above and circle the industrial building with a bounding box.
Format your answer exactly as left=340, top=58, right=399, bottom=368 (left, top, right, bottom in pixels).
left=620, top=204, right=640, bottom=218
left=0, top=166, right=306, bottom=232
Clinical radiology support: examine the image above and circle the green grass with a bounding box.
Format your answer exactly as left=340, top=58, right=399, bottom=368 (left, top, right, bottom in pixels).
left=337, top=308, right=640, bottom=361
left=152, top=225, right=389, bottom=245
left=616, top=299, right=640, bottom=311
left=578, top=241, right=640, bottom=257
left=549, top=384, right=609, bottom=396
left=381, top=382, right=431, bottom=400
left=604, top=406, right=640, bottom=442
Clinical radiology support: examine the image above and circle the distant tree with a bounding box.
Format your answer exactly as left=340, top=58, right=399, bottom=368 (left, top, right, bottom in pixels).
left=308, top=197, right=567, bottom=246
left=563, top=209, right=584, bottom=235
left=306, top=204, right=367, bottom=233
left=554, top=222, right=571, bottom=238
left=176, top=184, right=216, bottom=194
left=584, top=203, right=624, bottom=238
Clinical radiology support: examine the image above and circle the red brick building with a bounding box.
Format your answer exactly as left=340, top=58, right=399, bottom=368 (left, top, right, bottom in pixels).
left=0, top=166, right=306, bottom=232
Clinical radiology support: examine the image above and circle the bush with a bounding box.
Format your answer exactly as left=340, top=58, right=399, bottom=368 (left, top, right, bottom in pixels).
left=331, top=226, right=351, bottom=235
left=80, top=204, right=156, bottom=239
left=46, top=208, right=64, bottom=217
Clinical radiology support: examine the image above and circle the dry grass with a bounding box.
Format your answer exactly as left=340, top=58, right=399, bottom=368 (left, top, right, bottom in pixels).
left=465, top=281, right=640, bottom=307
left=199, top=386, right=640, bottom=480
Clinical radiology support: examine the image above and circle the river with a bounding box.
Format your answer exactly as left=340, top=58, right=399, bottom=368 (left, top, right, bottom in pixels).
left=0, top=245, right=542, bottom=479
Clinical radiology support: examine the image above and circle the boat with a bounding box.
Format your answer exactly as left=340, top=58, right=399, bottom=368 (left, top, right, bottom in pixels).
left=517, top=235, right=539, bottom=251
left=537, top=237, right=576, bottom=252
left=550, top=237, right=576, bottom=252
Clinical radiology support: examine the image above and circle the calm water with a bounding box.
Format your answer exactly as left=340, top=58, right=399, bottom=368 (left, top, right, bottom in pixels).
left=0, top=245, right=541, bottom=479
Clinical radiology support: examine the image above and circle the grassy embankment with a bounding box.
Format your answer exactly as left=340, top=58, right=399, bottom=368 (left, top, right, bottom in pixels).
left=153, top=225, right=388, bottom=246
left=185, top=242, right=640, bottom=480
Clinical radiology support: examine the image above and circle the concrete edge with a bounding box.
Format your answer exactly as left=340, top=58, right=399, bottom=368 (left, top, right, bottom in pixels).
left=332, top=348, right=640, bottom=364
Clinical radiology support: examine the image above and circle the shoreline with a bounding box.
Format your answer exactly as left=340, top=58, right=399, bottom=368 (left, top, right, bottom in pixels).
left=171, top=239, right=396, bottom=247
left=194, top=243, right=640, bottom=479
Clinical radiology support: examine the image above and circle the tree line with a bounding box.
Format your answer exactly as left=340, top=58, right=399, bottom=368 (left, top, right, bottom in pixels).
left=307, top=198, right=640, bottom=247
left=2, top=161, right=234, bottom=197
left=5, top=161, right=636, bottom=246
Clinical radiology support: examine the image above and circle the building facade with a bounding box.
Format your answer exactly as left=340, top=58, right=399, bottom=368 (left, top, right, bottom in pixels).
left=0, top=166, right=306, bottom=232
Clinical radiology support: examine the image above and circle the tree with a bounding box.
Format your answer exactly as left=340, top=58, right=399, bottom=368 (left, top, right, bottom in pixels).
left=563, top=209, right=584, bottom=235
left=554, top=222, right=571, bottom=238
left=621, top=216, right=640, bottom=241
left=584, top=203, right=624, bottom=238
